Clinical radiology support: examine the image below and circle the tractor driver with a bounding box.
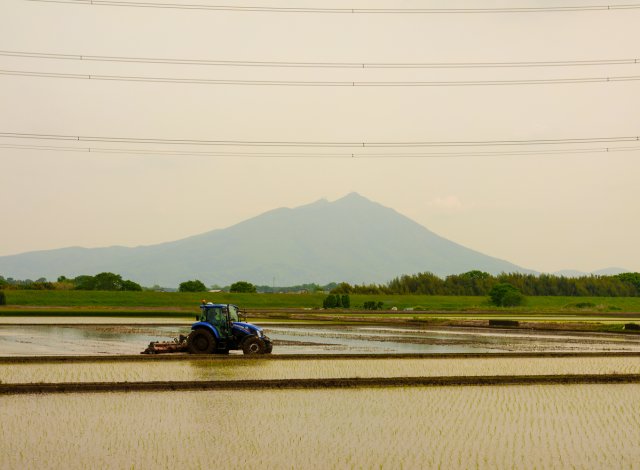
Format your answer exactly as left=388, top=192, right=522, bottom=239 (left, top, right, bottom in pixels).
left=215, top=307, right=226, bottom=325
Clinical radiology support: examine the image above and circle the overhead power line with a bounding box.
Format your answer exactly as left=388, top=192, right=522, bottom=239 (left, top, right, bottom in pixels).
left=23, top=0, right=640, bottom=14
left=2, top=69, right=640, bottom=87
left=2, top=142, right=639, bottom=158
left=2, top=132, right=639, bottom=148
left=2, top=50, right=638, bottom=69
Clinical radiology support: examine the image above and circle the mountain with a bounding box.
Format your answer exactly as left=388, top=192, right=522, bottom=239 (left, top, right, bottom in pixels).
left=553, top=267, right=630, bottom=277
left=553, top=269, right=588, bottom=277
left=591, top=267, right=629, bottom=276
left=0, top=193, right=531, bottom=286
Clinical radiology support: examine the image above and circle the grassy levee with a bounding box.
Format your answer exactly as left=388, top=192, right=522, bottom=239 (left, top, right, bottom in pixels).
left=3, top=289, right=640, bottom=310
left=2, top=290, right=320, bottom=309
left=2, top=290, right=640, bottom=320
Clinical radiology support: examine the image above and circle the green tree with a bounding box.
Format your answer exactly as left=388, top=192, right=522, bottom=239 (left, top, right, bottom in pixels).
left=72, top=273, right=141, bottom=291
left=229, top=281, right=257, bottom=293
left=121, top=280, right=143, bottom=291
left=330, top=282, right=353, bottom=294
left=363, top=300, right=383, bottom=310
left=73, top=275, right=97, bottom=290
left=335, top=294, right=343, bottom=308
left=93, top=272, right=124, bottom=291
left=323, top=294, right=337, bottom=309
left=387, top=272, right=444, bottom=295
left=0, top=290, right=6, bottom=306
left=341, top=294, right=351, bottom=309
left=489, top=283, right=525, bottom=307
left=179, top=280, right=207, bottom=292
left=616, top=273, right=640, bottom=293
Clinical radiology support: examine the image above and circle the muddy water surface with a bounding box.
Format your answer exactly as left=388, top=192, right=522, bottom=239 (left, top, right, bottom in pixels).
left=1, top=319, right=640, bottom=355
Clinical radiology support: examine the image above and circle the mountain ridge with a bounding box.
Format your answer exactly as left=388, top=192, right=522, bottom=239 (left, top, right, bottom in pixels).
left=1, top=193, right=533, bottom=286
left=553, top=267, right=630, bottom=277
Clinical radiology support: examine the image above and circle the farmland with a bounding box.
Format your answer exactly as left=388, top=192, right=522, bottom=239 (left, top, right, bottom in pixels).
left=4, top=289, right=640, bottom=314
left=2, top=322, right=640, bottom=356
left=1, top=354, right=640, bottom=384
left=2, top=384, right=639, bottom=469
left=2, top=292, right=640, bottom=468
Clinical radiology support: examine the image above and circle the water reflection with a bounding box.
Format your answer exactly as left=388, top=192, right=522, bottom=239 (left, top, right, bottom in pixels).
left=0, top=325, right=189, bottom=356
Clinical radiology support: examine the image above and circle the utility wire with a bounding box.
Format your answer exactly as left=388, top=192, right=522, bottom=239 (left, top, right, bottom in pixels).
left=2, top=132, right=639, bottom=148
left=23, top=0, right=640, bottom=14
left=2, top=50, right=639, bottom=69
left=2, top=69, right=640, bottom=87
left=1, top=142, right=639, bottom=158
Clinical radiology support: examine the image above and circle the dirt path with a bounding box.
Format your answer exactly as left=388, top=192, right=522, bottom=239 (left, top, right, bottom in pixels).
left=2, top=373, right=640, bottom=394
left=2, top=351, right=639, bottom=363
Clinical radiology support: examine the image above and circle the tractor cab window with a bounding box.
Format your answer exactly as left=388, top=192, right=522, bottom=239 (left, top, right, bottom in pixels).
left=205, top=307, right=224, bottom=325
left=228, top=305, right=239, bottom=323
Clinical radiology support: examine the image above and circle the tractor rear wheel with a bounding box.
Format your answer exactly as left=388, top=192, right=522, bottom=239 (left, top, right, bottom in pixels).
left=242, top=336, right=266, bottom=355
left=187, top=329, right=216, bottom=354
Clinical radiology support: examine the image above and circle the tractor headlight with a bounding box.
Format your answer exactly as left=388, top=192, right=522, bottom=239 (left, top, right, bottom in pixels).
left=256, top=329, right=263, bottom=337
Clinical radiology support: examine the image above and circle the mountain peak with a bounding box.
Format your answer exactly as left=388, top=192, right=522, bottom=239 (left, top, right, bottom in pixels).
left=334, top=192, right=369, bottom=203
left=0, top=193, right=529, bottom=285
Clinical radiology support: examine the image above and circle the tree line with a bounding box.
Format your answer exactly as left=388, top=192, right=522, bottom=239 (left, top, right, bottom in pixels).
left=330, top=271, right=640, bottom=297
left=3, top=271, right=640, bottom=297
left=0, top=273, right=142, bottom=291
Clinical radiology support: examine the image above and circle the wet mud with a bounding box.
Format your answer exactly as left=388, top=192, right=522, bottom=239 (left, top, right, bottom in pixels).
left=2, top=373, right=640, bottom=395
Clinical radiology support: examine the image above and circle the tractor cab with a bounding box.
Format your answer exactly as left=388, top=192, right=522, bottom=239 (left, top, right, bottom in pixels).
left=197, top=304, right=235, bottom=337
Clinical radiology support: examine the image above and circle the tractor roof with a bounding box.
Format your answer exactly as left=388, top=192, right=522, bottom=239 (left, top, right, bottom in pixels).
left=200, top=303, right=238, bottom=309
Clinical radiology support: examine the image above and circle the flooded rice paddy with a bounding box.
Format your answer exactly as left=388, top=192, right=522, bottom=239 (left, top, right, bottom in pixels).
left=2, top=318, right=639, bottom=469
left=2, top=384, right=639, bottom=469
left=2, top=355, right=639, bottom=384
left=1, top=319, right=640, bottom=356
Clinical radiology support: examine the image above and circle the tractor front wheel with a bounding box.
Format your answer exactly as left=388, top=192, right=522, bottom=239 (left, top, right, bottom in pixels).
left=242, top=336, right=266, bottom=355
left=187, top=329, right=216, bottom=354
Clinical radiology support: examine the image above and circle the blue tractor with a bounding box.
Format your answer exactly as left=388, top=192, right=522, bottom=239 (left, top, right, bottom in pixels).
left=187, top=302, right=273, bottom=355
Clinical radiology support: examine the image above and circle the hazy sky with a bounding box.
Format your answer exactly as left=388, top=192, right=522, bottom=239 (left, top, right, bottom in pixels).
left=1, top=0, right=639, bottom=274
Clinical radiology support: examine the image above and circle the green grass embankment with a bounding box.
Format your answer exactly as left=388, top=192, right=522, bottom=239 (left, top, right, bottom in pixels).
left=2, top=291, right=640, bottom=334
left=1, top=290, right=639, bottom=312
left=2, top=290, right=640, bottom=315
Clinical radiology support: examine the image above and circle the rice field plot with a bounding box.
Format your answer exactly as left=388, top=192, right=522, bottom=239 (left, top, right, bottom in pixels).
left=2, top=356, right=640, bottom=384
left=3, top=322, right=640, bottom=356
left=0, top=317, right=191, bottom=325
left=0, top=324, right=187, bottom=356
left=1, top=384, right=639, bottom=469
